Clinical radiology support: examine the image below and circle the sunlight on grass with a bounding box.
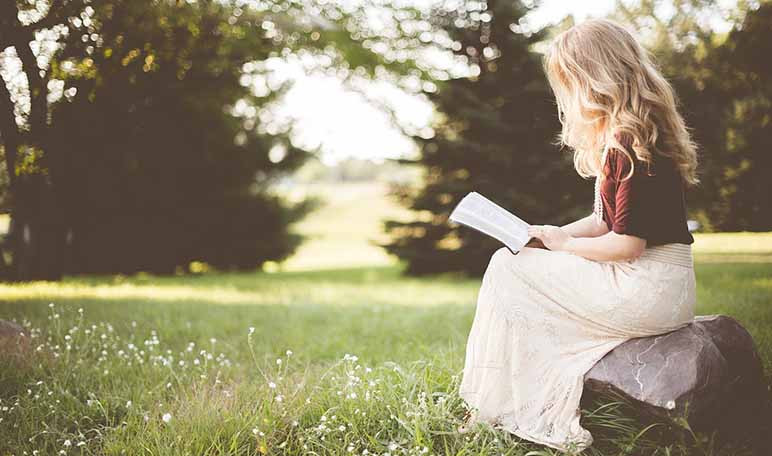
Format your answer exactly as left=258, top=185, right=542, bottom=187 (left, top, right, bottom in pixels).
left=281, top=182, right=413, bottom=271
left=693, top=232, right=772, bottom=263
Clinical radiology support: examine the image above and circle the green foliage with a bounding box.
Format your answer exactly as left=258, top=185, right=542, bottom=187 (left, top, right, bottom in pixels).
left=383, top=0, right=590, bottom=275
left=615, top=1, right=772, bottom=231
left=33, top=0, right=312, bottom=274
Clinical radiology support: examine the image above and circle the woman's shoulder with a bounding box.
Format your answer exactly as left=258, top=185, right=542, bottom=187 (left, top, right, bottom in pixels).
left=603, top=145, right=636, bottom=182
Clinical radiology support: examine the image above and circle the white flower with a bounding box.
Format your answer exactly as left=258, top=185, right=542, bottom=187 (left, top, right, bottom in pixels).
left=291, top=420, right=299, bottom=427
left=63, top=439, right=72, bottom=447
left=276, top=358, right=282, bottom=365
left=162, top=413, right=172, bottom=423
left=248, top=327, right=255, bottom=335
left=275, top=395, right=283, bottom=403
left=285, top=350, right=293, bottom=356
left=252, top=427, right=259, bottom=435
left=126, top=401, right=132, bottom=408
left=339, top=425, right=346, bottom=432
left=268, top=382, right=276, bottom=389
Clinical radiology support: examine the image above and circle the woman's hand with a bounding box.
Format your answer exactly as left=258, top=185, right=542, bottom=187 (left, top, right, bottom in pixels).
left=527, top=225, right=573, bottom=251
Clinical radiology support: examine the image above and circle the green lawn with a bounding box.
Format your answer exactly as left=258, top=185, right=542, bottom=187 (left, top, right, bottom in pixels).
left=1, top=184, right=770, bottom=455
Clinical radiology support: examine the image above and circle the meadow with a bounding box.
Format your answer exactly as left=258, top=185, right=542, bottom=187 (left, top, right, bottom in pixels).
left=1, top=184, right=771, bottom=455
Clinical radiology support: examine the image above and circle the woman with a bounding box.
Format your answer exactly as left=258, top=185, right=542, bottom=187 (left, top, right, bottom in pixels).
left=457, top=19, right=699, bottom=453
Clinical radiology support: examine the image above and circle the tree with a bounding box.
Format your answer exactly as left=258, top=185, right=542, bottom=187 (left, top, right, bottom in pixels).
left=44, top=0, right=315, bottom=274
left=383, top=0, right=589, bottom=275
left=0, top=0, right=90, bottom=280
left=614, top=0, right=772, bottom=231
left=0, top=0, right=408, bottom=278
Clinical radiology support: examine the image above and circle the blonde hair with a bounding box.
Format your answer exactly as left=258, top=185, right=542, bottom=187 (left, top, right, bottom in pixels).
left=544, top=19, right=698, bottom=185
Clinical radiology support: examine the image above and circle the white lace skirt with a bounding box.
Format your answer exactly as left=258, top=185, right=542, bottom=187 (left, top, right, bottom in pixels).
left=459, top=243, right=696, bottom=453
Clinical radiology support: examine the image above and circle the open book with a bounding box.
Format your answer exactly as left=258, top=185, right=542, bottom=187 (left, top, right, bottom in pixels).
left=448, top=192, right=533, bottom=254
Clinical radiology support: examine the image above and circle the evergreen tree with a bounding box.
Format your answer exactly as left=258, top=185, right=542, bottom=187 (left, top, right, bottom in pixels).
left=384, top=0, right=590, bottom=275
left=615, top=0, right=772, bottom=231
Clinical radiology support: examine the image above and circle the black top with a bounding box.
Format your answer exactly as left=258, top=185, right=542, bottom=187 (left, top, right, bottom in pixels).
left=599, top=142, right=694, bottom=246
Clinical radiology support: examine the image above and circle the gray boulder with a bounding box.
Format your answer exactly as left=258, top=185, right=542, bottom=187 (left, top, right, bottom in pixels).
left=584, top=315, right=766, bottom=433
left=0, top=319, right=30, bottom=354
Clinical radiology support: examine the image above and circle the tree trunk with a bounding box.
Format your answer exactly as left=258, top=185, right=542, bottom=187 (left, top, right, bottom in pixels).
left=0, top=1, right=67, bottom=282
left=6, top=177, right=66, bottom=281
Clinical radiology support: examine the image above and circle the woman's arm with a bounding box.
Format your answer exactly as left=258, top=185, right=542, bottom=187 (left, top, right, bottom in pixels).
left=560, top=213, right=610, bottom=238
left=563, top=231, right=646, bottom=261
left=523, top=214, right=607, bottom=250
left=527, top=225, right=646, bottom=262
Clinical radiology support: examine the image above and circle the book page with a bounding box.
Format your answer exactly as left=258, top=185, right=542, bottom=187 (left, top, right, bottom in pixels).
left=448, top=192, right=531, bottom=253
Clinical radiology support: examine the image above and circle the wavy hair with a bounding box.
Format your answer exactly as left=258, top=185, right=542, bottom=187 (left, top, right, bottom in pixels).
left=544, top=19, right=698, bottom=185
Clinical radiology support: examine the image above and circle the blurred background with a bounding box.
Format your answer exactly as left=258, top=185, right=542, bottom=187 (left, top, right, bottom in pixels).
left=0, top=0, right=769, bottom=280
left=1, top=2, right=771, bottom=454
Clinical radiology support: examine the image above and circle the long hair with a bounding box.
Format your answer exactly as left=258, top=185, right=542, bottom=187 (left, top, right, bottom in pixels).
left=544, top=19, right=698, bottom=185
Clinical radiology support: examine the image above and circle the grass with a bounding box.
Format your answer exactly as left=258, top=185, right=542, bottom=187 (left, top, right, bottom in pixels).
left=1, top=183, right=771, bottom=455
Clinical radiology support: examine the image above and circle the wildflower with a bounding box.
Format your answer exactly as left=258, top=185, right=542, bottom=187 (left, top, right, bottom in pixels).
left=126, top=401, right=132, bottom=408
left=248, top=327, right=255, bottom=335
left=275, top=395, right=283, bottom=403
left=63, top=439, right=72, bottom=447
left=276, top=358, right=282, bottom=365
left=291, top=420, right=299, bottom=427
left=268, top=382, right=276, bottom=389
left=286, top=350, right=293, bottom=356
left=339, top=425, right=346, bottom=432
left=162, top=413, right=172, bottom=423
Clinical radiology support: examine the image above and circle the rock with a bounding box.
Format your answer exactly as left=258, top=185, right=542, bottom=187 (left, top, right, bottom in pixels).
left=584, top=315, right=766, bottom=434
left=0, top=319, right=30, bottom=354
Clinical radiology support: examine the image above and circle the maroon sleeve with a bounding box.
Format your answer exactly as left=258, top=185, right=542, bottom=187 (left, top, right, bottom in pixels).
left=607, top=148, right=647, bottom=238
